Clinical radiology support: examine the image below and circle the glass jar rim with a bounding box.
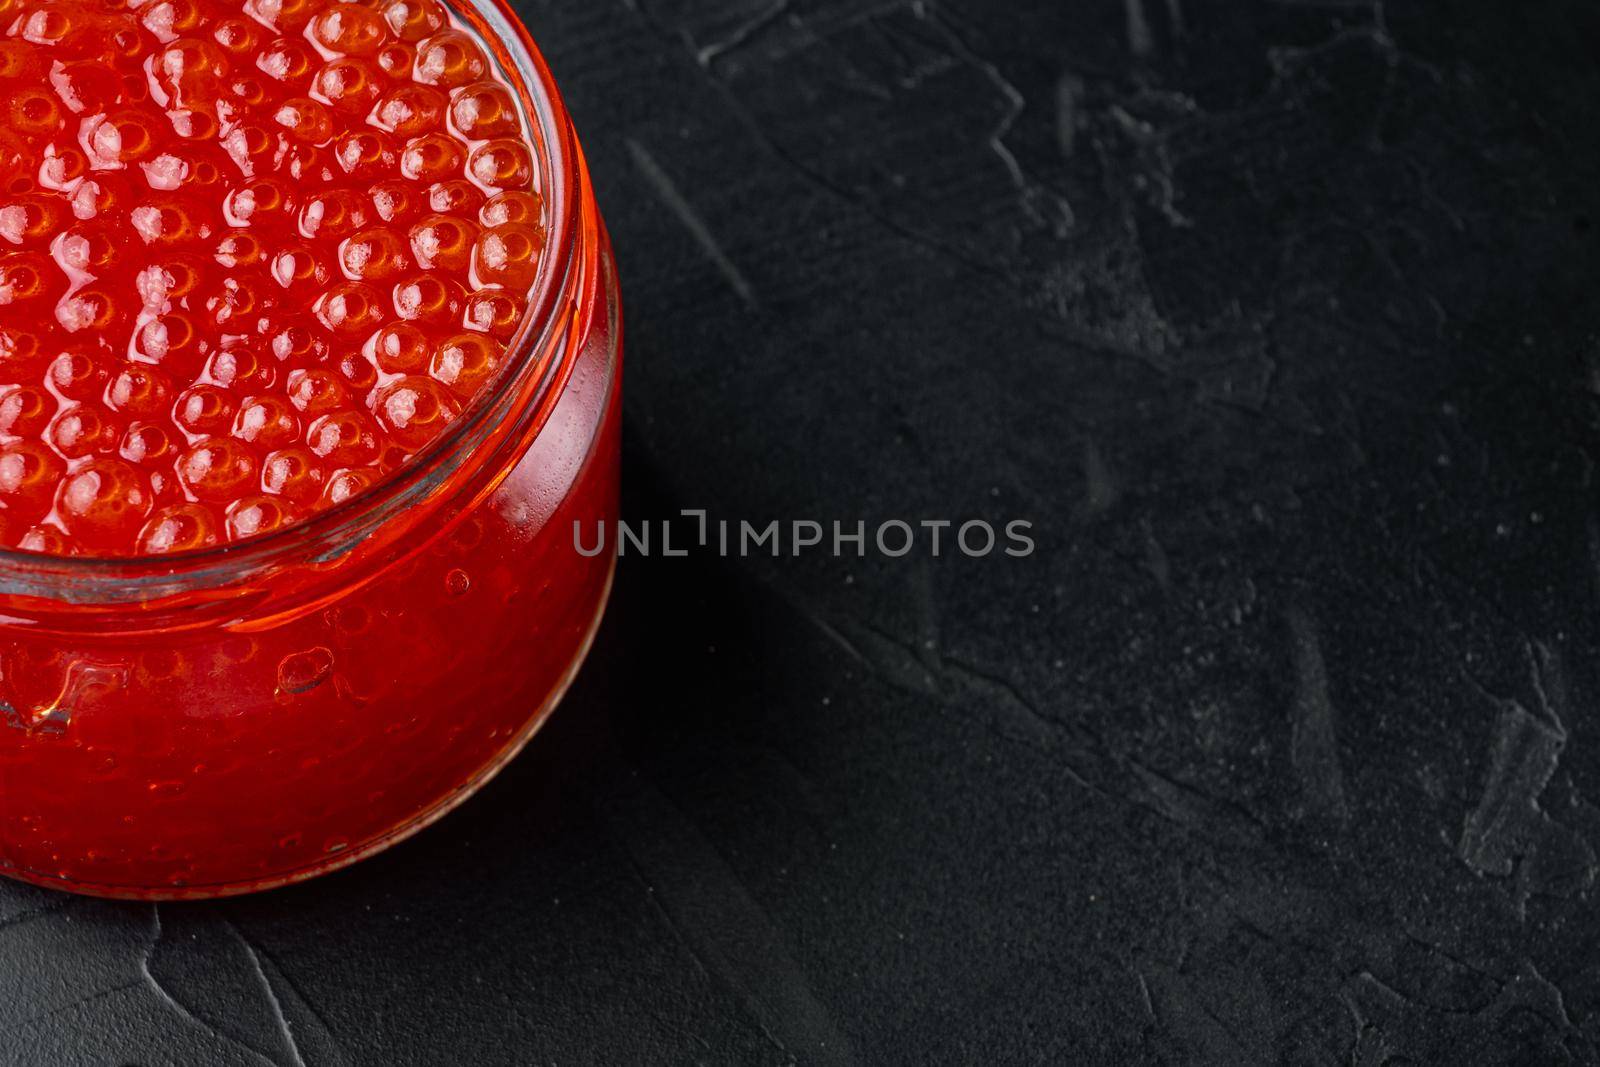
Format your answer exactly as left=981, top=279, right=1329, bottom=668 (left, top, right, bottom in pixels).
left=0, top=0, right=582, bottom=601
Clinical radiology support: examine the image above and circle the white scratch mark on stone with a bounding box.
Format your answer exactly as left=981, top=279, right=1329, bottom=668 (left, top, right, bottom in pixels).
left=1125, top=0, right=1154, bottom=57
left=1164, top=0, right=1186, bottom=40
left=696, top=0, right=790, bottom=67
left=1288, top=607, right=1348, bottom=820
left=141, top=906, right=280, bottom=1067
left=1459, top=692, right=1565, bottom=878
left=626, top=137, right=758, bottom=308
left=1080, top=436, right=1118, bottom=517
left=916, top=7, right=1075, bottom=234
left=1056, top=72, right=1082, bottom=159
left=230, top=925, right=308, bottom=1067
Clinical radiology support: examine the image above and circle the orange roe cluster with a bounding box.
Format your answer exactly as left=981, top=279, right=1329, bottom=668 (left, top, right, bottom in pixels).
left=0, top=0, right=545, bottom=555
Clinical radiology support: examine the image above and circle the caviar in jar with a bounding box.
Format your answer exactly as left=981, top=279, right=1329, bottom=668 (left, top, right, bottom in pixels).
left=0, top=0, right=622, bottom=897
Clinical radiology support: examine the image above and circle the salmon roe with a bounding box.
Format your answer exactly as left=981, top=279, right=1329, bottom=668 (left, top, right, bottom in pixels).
left=0, top=0, right=546, bottom=555
left=0, top=0, right=621, bottom=902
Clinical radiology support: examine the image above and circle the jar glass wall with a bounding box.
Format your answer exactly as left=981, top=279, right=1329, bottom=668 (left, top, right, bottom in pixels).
left=0, top=0, right=621, bottom=899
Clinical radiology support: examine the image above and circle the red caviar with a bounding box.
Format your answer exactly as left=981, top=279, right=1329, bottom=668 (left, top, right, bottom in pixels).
left=0, top=0, right=621, bottom=897
left=0, top=0, right=547, bottom=556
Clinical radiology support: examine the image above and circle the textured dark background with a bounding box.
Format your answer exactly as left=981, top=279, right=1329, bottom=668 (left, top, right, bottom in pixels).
left=6, top=0, right=1600, bottom=1063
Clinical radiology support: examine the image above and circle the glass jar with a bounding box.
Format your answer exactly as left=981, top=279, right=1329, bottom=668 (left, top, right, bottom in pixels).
left=0, top=0, right=622, bottom=899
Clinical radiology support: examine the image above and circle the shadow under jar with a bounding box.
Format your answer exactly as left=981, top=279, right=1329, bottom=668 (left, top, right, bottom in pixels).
left=0, top=0, right=622, bottom=898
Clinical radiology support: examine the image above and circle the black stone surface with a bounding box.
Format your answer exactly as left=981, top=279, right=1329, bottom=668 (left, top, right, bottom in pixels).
left=6, top=0, right=1600, bottom=1063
